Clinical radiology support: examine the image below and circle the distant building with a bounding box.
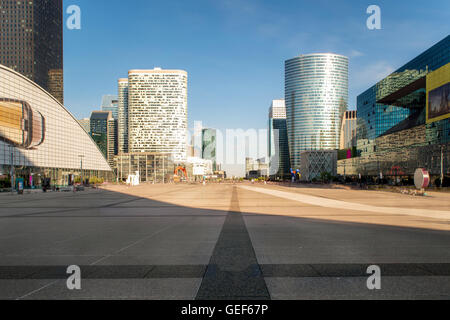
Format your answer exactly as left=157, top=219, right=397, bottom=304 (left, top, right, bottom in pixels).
left=0, top=0, right=64, bottom=104
left=187, top=157, right=213, bottom=177
left=107, top=118, right=118, bottom=168
left=101, top=95, right=119, bottom=120
left=114, top=153, right=173, bottom=183
left=202, top=128, right=217, bottom=171
left=127, top=68, right=188, bottom=162
left=78, top=118, right=91, bottom=134
left=300, top=150, right=337, bottom=182
left=269, top=100, right=287, bottom=119
left=118, top=78, right=129, bottom=154
left=285, top=53, right=348, bottom=168
left=268, top=99, right=291, bottom=179
left=90, top=111, right=117, bottom=166
left=90, top=111, right=111, bottom=158
left=187, top=142, right=195, bottom=158
left=340, top=110, right=357, bottom=149
left=245, top=157, right=268, bottom=179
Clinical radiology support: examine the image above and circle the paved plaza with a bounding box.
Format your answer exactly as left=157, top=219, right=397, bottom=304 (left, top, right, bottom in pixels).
left=0, top=183, right=450, bottom=299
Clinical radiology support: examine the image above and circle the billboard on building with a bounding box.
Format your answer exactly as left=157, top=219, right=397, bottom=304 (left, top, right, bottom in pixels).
left=0, top=98, right=45, bottom=149
left=427, top=63, right=450, bottom=124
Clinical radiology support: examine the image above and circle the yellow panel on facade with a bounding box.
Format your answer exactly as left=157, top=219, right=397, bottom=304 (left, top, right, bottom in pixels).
left=426, top=63, right=450, bottom=124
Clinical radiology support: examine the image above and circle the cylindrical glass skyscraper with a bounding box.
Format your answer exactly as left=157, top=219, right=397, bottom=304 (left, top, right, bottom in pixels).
left=285, top=53, right=348, bottom=169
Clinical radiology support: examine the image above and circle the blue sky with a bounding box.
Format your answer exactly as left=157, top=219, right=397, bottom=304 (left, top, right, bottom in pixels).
left=64, top=0, right=449, bottom=132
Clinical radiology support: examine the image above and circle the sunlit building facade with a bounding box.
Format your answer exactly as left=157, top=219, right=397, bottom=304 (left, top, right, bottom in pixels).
left=117, top=78, right=129, bottom=154
left=0, top=65, right=112, bottom=188
left=285, top=53, right=348, bottom=169
left=107, top=118, right=118, bottom=168
left=127, top=68, right=188, bottom=162
left=340, top=110, right=357, bottom=149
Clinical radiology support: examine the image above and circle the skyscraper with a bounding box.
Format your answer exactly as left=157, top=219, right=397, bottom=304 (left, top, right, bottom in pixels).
left=117, top=79, right=129, bottom=154
left=285, top=53, right=348, bottom=168
left=0, top=0, right=64, bottom=103
left=202, top=128, right=217, bottom=171
left=340, top=110, right=357, bottom=150
left=101, top=95, right=119, bottom=120
left=90, top=111, right=111, bottom=159
left=107, top=118, right=118, bottom=168
left=127, top=68, right=188, bottom=162
left=90, top=111, right=117, bottom=167
left=268, top=99, right=290, bottom=178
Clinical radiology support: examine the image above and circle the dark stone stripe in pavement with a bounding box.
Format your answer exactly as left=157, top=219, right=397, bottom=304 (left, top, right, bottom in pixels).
left=0, top=265, right=207, bottom=279
left=195, top=186, right=271, bottom=300
left=261, top=263, right=450, bottom=277
left=1, top=263, right=449, bottom=280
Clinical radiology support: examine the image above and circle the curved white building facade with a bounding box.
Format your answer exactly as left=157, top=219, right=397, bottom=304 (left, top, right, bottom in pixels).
left=285, top=53, right=348, bottom=169
left=0, top=64, right=112, bottom=187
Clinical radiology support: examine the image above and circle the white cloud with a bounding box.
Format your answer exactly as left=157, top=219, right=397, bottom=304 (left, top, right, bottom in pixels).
left=349, top=49, right=364, bottom=58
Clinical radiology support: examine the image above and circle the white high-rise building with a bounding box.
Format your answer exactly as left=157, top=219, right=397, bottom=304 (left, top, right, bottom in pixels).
left=340, top=110, right=357, bottom=149
left=117, top=78, right=129, bottom=154
left=127, top=68, right=188, bottom=162
left=269, top=99, right=287, bottom=119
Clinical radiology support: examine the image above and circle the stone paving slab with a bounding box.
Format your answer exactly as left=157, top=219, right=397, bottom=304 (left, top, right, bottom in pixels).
left=1, top=183, right=450, bottom=299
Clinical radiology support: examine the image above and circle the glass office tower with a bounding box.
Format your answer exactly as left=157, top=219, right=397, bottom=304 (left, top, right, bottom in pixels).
left=202, top=128, right=217, bottom=171
left=268, top=100, right=291, bottom=179
left=285, top=53, right=348, bottom=169
left=357, top=36, right=450, bottom=158
left=101, top=95, right=119, bottom=120
left=90, top=111, right=113, bottom=158
left=90, top=111, right=118, bottom=167
left=338, top=36, right=450, bottom=180
left=0, top=0, right=64, bottom=104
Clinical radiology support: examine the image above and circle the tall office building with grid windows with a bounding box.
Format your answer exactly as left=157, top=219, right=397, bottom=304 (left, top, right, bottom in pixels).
left=127, top=68, right=188, bottom=162
left=0, top=0, right=63, bottom=104
left=285, top=53, right=349, bottom=169
left=117, top=78, right=129, bottom=154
